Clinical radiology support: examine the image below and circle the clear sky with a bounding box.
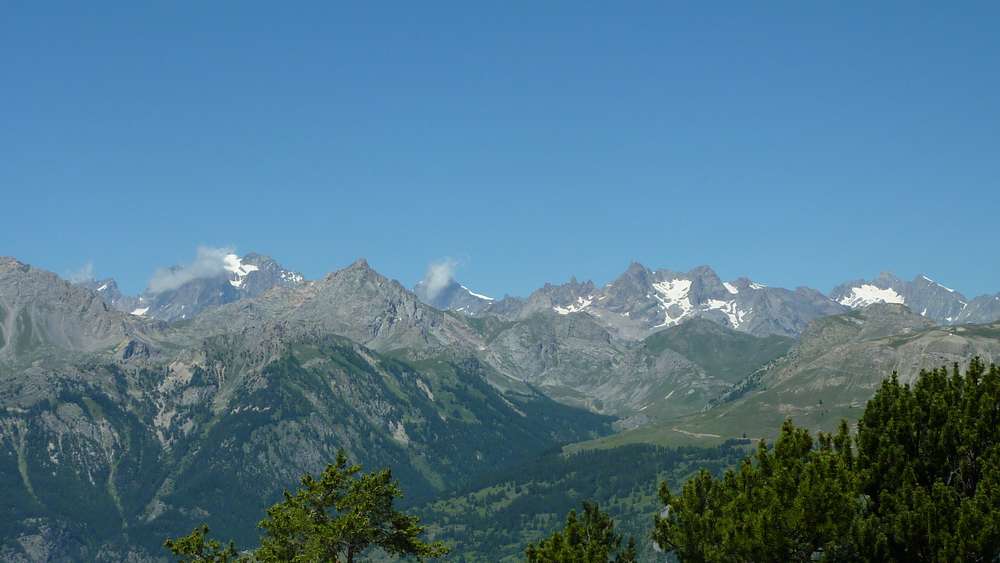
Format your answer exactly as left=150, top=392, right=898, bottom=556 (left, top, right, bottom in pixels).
left=3, top=2, right=999, bottom=298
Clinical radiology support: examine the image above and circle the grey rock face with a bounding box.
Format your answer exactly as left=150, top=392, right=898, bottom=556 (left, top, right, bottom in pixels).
left=137, top=272, right=241, bottom=322
left=0, top=257, right=152, bottom=361
left=237, top=252, right=305, bottom=292
left=958, top=293, right=1000, bottom=324
left=76, top=278, right=141, bottom=313
left=470, top=308, right=794, bottom=421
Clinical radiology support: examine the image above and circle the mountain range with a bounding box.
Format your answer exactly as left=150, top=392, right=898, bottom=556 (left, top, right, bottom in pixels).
left=44, top=253, right=1000, bottom=422
left=73, top=252, right=1000, bottom=337
left=459, top=265, right=1000, bottom=338
left=2, top=251, right=999, bottom=561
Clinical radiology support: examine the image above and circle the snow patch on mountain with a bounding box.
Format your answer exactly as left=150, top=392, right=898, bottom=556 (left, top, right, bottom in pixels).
left=723, top=282, right=739, bottom=295
left=554, top=295, right=594, bottom=315
left=837, top=284, right=905, bottom=308
left=130, top=307, right=150, bottom=316
left=461, top=285, right=494, bottom=301
left=223, top=254, right=259, bottom=288
left=922, top=275, right=955, bottom=293
left=652, top=279, right=693, bottom=327
left=281, top=270, right=304, bottom=284
left=706, top=299, right=749, bottom=328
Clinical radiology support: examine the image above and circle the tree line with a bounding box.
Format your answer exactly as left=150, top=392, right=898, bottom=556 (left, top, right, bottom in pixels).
left=166, top=359, right=1000, bottom=562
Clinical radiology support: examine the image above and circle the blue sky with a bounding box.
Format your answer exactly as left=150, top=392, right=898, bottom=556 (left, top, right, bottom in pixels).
left=3, top=2, right=998, bottom=298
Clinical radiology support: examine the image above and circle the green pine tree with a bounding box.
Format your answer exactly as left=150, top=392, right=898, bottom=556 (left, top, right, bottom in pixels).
left=851, top=358, right=1000, bottom=560
left=525, top=501, right=637, bottom=562
left=653, top=359, right=1000, bottom=562
left=163, top=524, right=244, bottom=563
left=653, top=419, right=858, bottom=562
left=165, top=450, right=448, bottom=563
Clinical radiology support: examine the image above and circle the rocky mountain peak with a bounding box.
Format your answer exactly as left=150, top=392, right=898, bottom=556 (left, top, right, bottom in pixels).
left=241, top=251, right=267, bottom=262
left=831, top=272, right=970, bottom=325
left=70, top=252, right=308, bottom=323
left=76, top=277, right=139, bottom=313
left=619, top=261, right=652, bottom=283
left=677, top=265, right=726, bottom=297
left=0, top=256, right=29, bottom=272
left=321, top=258, right=381, bottom=284
left=687, top=264, right=721, bottom=280
left=413, top=276, right=495, bottom=315
left=327, top=258, right=390, bottom=289
left=348, top=257, right=372, bottom=271
left=876, top=271, right=901, bottom=283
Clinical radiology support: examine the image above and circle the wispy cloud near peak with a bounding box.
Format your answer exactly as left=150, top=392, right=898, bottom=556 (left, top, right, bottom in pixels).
left=420, top=258, right=458, bottom=300
left=147, top=246, right=233, bottom=294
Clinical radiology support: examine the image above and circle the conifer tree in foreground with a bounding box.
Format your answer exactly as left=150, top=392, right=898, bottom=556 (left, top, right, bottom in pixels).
left=654, top=359, right=1000, bottom=562
left=525, top=501, right=637, bottom=563
left=163, top=524, right=242, bottom=563
left=164, top=450, right=447, bottom=562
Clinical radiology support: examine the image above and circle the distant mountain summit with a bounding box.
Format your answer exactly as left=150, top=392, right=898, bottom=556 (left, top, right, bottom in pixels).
left=831, top=272, right=970, bottom=324
left=413, top=278, right=494, bottom=315
left=77, top=277, right=141, bottom=312
left=80, top=253, right=305, bottom=322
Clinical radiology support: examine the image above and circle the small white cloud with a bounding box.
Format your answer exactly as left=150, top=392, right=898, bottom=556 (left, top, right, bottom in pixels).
left=421, top=258, right=457, bottom=300
left=67, top=261, right=95, bottom=283
left=147, top=246, right=233, bottom=294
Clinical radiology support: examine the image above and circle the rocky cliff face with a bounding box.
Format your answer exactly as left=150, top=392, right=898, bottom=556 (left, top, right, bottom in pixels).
left=0, top=257, right=156, bottom=362
left=76, top=278, right=141, bottom=314
left=959, top=293, right=1000, bottom=324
